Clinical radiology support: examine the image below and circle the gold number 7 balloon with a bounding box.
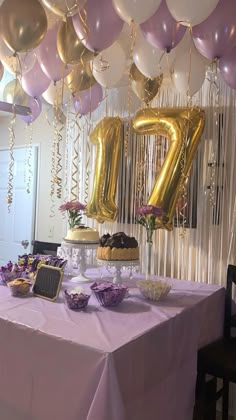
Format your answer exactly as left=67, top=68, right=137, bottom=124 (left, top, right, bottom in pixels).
left=133, top=107, right=205, bottom=230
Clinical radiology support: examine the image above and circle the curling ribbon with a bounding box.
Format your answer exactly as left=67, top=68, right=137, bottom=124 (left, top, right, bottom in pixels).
left=125, top=20, right=137, bottom=157
left=26, top=122, right=33, bottom=194
left=70, top=121, right=80, bottom=201
left=7, top=114, right=16, bottom=211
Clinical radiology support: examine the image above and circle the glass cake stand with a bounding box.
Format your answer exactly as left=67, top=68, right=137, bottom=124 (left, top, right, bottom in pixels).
left=57, top=240, right=99, bottom=283
left=96, top=259, right=140, bottom=284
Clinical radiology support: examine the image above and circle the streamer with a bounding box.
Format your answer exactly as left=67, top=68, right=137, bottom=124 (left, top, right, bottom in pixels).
left=7, top=115, right=15, bottom=211
left=70, top=123, right=79, bottom=201
left=26, top=122, right=33, bottom=194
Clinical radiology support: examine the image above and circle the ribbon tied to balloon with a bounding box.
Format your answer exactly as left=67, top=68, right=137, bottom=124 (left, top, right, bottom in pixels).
left=86, top=117, right=122, bottom=223
left=133, top=107, right=205, bottom=230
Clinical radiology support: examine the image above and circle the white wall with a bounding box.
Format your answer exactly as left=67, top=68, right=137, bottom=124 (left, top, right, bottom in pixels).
left=0, top=108, right=65, bottom=243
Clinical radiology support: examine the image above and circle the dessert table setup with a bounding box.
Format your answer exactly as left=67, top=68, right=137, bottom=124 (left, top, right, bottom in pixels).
left=0, top=252, right=225, bottom=420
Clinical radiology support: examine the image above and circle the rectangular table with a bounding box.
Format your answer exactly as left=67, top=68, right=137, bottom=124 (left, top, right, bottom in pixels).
left=0, top=272, right=225, bottom=420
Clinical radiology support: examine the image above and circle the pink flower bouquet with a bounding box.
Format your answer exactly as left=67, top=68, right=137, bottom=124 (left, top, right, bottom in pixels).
left=59, top=201, right=86, bottom=229
left=136, top=205, right=164, bottom=243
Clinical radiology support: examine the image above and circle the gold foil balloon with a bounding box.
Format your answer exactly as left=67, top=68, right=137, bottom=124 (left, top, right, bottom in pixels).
left=0, top=0, right=47, bottom=53
left=57, top=18, right=95, bottom=65
left=130, top=63, right=163, bottom=104
left=133, top=107, right=205, bottom=230
left=65, top=62, right=96, bottom=94
left=3, top=79, right=29, bottom=106
left=41, top=0, right=85, bottom=17
left=86, top=117, right=122, bottom=223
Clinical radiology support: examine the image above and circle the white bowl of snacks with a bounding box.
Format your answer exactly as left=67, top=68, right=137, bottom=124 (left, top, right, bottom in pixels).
left=137, top=280, right=171, bottom=301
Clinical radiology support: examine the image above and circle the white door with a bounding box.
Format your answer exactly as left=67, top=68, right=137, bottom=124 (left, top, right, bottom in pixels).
left=0, top=146, right=38, bottom=266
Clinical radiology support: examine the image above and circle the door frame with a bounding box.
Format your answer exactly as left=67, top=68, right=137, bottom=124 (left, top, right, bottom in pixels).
left=0, top=143, right=40, bottom=253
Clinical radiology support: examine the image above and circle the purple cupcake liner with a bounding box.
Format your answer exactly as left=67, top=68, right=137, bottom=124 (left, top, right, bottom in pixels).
left=0, top=271, right=28, bottom=286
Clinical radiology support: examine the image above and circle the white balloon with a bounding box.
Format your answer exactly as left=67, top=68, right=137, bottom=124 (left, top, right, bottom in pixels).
left=117, top=23, right=131, bottom=58
left=40, top=0, right=85, bottom=17
left=166, top=0, right=220, bottom=26
left=91, top=42, right=126, bottom=88
left=0, top=69, right=14, bottom=101
left=42, top=80, right=70, bottom=105
left=133, top=29, right=163, bottom=78
left=0, top=61, right=3, bottom=83
left=0, top=38, right=13, bottom=59
left=172, top=49, right=206, bottom=96
left=112, top=0, right=161, bottom=24
left=1, top=51, right=36, bottom=76
left=113, top=57, right=132, bottom=87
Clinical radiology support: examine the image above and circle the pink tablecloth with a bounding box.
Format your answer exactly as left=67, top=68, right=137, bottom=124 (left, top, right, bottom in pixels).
left=0, top=270, right=225, bottom=420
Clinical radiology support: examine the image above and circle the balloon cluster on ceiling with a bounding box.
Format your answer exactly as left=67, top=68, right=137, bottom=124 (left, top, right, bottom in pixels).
left=0, top=0, right=236, bottom=123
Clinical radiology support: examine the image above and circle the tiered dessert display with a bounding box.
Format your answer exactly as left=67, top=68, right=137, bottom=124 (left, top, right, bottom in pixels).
left=58, top=201, right=99, bottom=283
left=96, top=232, right=140, bottom=284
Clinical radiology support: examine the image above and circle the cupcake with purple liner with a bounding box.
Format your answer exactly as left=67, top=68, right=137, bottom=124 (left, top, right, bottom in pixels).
left=64, top=288, right=90, bottom=310
left=0, top=261, right=28, bottom=286
left=91, top=282, right=128, bottom=307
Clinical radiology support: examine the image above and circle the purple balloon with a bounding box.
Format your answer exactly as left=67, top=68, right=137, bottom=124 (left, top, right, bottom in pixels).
left=219, top=47, right=236, bottom=89
left=22, top=59, right=50, bottom=98
left=36, top=25, right=71, bottom=82
left=140, top=0, right=186, bottom=52
left=20, top=97, right=42, bottom=124
left=72, top=0, right=124, bottom=52
left=193, top=0, right=236, bottom=60
left=73, top=82, right=103, bottom=115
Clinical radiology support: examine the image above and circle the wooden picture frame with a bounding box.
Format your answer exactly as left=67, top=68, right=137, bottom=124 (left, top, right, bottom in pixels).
left=33, top=265, right=63, bottom=302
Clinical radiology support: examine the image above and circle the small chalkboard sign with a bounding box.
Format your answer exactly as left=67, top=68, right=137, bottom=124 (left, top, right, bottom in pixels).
left=33, top=265, right=63, bottom=301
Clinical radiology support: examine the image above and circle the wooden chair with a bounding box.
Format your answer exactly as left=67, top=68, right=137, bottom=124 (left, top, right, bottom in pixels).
left=32, top=241, right=61, bottom=256
left=194, top=264, right=236, bottom=420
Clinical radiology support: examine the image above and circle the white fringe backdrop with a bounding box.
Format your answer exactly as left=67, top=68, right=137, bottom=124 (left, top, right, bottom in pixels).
left=64, top=72, right=236, bottom=289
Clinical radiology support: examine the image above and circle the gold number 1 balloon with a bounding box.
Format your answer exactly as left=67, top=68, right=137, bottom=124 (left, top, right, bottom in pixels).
left=133, top=107, right=205, bottom=230
left=86, top=117, right=122, bottom=223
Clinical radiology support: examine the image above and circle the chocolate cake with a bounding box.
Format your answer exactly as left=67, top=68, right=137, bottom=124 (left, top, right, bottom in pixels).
left=96, top=232, right=139, bottom=261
